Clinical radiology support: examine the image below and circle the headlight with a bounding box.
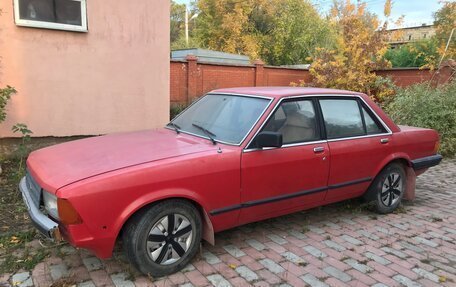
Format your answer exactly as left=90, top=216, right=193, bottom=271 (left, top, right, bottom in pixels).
left=43, top=191, right=59, bottom=220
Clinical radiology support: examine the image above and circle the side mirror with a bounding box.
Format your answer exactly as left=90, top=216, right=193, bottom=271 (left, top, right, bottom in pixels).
left=255, top=132, right=283, bottom=149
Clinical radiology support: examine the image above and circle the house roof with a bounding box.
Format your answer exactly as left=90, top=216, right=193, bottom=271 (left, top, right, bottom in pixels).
left=210, top=86, right=364, bottom=99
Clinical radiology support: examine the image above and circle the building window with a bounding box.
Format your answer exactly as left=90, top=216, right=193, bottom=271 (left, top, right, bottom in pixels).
left=408, top=34, right=412, bottom=41
left=423, top=33, right=427, bottom=39
left=14, top=0, right=87, bottom=32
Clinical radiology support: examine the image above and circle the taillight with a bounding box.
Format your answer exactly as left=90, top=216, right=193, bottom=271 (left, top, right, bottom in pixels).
left=434, top=140, right=440, bottom=154
left=57, top=198, right=82, bottom=225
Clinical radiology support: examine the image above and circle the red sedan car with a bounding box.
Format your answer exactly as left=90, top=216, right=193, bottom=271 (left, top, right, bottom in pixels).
left=20, top=87, right=442, bottom=276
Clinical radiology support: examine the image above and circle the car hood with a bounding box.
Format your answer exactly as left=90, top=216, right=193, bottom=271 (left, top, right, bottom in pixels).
left=27, top=129, right=214, bottom=192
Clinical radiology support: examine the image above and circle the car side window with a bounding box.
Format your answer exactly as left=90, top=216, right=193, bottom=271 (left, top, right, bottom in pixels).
left=362, top=106, right=386, bottom=134
left=262, top=99, right=320, bottom=145
left=320, top=99, right=365, bottom=139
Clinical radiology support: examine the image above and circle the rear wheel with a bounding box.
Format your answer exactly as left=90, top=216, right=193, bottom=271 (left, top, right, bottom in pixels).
left=369, top=163, right=406, bottom=214
left=122, top=200, right=202, bottom=276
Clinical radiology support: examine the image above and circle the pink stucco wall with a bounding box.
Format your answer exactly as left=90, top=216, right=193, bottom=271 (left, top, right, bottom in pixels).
left=0, top=0, right=170, bottom=137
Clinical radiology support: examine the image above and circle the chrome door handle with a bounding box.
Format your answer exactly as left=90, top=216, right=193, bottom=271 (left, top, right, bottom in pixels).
left=313, top=147, right=325, bottom=153
left=380, top=138, right=389, bottom=144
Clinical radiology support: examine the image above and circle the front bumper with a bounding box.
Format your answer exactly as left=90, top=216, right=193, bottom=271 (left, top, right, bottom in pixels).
left=19, top=177, right=61, bottom=240
left=411, top=154, right=443, bottom=170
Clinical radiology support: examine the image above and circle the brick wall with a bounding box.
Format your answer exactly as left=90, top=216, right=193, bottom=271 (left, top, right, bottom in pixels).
left=171, top=56, right=454, bottom=105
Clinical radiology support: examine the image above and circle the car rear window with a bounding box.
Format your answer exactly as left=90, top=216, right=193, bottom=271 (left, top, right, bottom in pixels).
left=320, top=99, right=365, bottom=139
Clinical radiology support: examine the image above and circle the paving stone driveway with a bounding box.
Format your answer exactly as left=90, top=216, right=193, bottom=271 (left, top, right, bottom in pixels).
left=2, top=160, right=456, bottom=287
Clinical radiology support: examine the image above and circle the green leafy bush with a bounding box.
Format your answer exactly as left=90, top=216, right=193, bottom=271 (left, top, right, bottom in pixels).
left=384, top=39, right=439, bottom=68
left=386, top=81, right=456, bottom=156
left=0, top=86, right=17, bottom=123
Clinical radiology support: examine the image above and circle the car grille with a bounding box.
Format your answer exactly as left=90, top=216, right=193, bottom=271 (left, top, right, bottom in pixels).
left=25, top=170, right=42, bottom=207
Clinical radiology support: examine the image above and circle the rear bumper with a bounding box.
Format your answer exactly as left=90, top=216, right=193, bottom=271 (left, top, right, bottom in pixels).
left=19, top=177, right=61, bottom=240
left=411, top=154, right=443, bottom=170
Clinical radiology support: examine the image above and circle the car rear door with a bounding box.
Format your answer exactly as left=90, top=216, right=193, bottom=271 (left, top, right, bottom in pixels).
left=318, top=96, right=392, bottom=202
left=239, top=98, right=330, bottom=225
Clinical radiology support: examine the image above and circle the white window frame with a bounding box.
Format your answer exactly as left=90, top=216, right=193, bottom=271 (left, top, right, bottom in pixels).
left=14, top=0, right=88, bottom=32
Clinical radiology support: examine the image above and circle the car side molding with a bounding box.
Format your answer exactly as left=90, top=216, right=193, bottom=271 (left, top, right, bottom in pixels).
left=411, top=154, right=443, bottom=170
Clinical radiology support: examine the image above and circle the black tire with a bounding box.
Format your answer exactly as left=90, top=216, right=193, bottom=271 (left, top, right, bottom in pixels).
left=367, top=163, right=406, bottom=214
left=122, top=199, right=202, bottom=277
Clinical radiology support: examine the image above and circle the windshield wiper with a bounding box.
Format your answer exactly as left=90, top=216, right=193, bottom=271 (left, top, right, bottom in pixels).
left=167, top=122, right=181, bottom=134
left=192, top=123, right=217, bottom=145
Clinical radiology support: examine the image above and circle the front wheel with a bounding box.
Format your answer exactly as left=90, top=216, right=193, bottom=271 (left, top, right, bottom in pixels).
left=369, top=163, right=406, bottom=214
left=122, top=200, right=202, bottom=276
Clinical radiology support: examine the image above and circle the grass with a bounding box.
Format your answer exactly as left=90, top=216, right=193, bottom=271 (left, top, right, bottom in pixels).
left=0, top=229, right=51, bottom=273
left=0, top=137, right=86, bottom=275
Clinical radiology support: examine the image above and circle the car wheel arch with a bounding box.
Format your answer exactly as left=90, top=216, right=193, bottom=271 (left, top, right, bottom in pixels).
left=363, top=156, right=412, bottom=201
left=117, top=196, right=215, bottom=251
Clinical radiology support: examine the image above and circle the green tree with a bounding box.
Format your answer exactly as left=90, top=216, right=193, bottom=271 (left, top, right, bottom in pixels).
left=171, top=1, right=186, bottom=44
left=384, top=39, right=439, bottom=68
left=170, top=1, right=198, bottom=49
left=259, top=0, right=335, bottom=65
left=434, top=1, right=456, bottom=62
left=194, top=0, right=334, bottom=64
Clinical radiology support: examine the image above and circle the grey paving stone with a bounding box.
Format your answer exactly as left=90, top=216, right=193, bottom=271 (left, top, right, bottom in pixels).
left=413, top=236, right=439, bottom=248
left=246, top=239, right=266, bottom=251
left=223, top=244, right=246, bottom=258
left=303, top=245, right=327, bottom=258
left=181, top=264, right=196, bottom=272
left=83, top=257, right=103, bottom=271
left=427, top=231, right=452, bottom=241
left=381, top=247, right=408, bottom=259
left=267, top=234, right=287, bottom=245
left=259, top=258, right=285, bottom=274
left=235, top=265, right=258, bottom=282
left=357, top=229, right=380, bottom=240
left=308, top=225, right=325, bottom=234
left=323, top=266, right=351, bottom=282
left=300, top=274, right=329, bottom=287
left=11, top=272, right=32, bottom=287
left=179, top=283, right=195, bottom=287
left=412, top=268, right=440, bottom=282
left=393, top=275, right=422, bottom=287
left=110, top=273, right=135, bottom=287
left=289, top=229, right=307, bottom=239
left=202, top=251, right=221, bottom=264
left=372, top=284, right=389, bottom=287
left=50, top=263, right=69, bottom=280
left=343, top=258, right=373, bottom=273
left=281, top=251, right=306, bottom=265
left=60, top=245, right=78, bottom=255
left=207, top=274, right=232, bottom=287
left=401, top=241, right=425, bottom=253
left=376, top=227, right=393, bottom=235
left=390, top=223, right=409, bottom=231
left=341, top=235, right=363, bottom=245
left=323, top=240, right=346, bottom=252
left=325, top=222, right=341, bottom=229
left=364, top=252, right=391, bottom=265
left=340, top=218, right=357, bottom=225
left=78, top=281, right=96, bottom=287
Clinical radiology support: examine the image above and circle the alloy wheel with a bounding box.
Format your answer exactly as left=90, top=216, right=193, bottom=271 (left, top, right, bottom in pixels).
left=381, top=172, right=403, bottom=207
left=146, top=213, right=193, bottom=265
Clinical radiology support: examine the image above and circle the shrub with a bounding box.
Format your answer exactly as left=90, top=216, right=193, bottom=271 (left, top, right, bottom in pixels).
left=0, top=86, right=16, bottom=123
left=170, top=103, right=188, bottom=120
left=385, top=81, right=456, bottom=157
left=384, top=39, right=439, bottom=68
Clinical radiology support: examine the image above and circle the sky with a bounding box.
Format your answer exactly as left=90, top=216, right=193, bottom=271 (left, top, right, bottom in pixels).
left=174, top=0, right=444, bottom=28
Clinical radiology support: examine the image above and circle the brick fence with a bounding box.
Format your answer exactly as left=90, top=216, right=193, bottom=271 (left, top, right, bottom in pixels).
left=170, top=56, right=454, bottom=105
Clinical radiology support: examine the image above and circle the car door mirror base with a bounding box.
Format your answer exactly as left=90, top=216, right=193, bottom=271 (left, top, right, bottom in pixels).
left=256, top=132, right=283, bottom=149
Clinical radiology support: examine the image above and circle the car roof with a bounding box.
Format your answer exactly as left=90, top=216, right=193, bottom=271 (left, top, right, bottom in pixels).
left=209, top=86, right=365, bottom=99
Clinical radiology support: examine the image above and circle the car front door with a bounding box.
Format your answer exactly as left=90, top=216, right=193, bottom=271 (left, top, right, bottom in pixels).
left=318, top=97, right=392, bottom=202
left=239, top=98, right=330, bottom=225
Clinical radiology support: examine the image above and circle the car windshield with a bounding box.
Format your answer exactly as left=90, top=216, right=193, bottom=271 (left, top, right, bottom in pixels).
left=169, top=94, right=271, bottom=145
